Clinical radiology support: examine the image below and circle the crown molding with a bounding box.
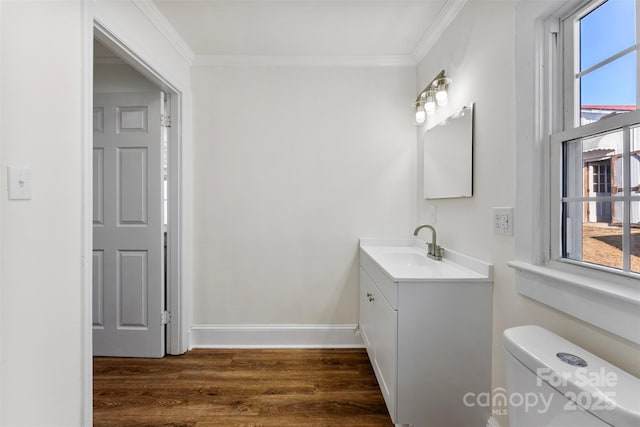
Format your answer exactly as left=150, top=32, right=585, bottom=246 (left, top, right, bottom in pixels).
left=412, top=0, right=468, bottom=63
left=130, top=0, right=465, bottom=68
left=132, top=0, right=195, bottom=65
left=193, top=54, right=415, bottom=68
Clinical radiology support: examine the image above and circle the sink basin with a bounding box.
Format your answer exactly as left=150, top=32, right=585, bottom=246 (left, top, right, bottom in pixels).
left=360, top=238, right=493, bottom=282
left=380, top=251, right=432, bottom=267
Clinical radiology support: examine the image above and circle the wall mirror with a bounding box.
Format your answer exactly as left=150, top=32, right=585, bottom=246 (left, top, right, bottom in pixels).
left=423, top=103, right=474, bottom=199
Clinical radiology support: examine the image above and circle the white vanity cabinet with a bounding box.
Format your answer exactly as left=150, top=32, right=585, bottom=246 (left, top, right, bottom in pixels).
left=359, top=239, right=493, bottom=427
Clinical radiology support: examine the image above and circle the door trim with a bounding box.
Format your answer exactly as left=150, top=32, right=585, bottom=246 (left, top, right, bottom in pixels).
left=82, top=11, right=186, bottom=424
left=92, top=21, right=184, bottom=353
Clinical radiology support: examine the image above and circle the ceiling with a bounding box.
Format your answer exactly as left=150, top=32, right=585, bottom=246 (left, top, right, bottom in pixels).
left=152, top=0, right=450, bottom=58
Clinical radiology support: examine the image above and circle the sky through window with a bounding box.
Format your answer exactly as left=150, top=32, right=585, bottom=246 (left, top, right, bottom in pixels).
left=580, top=0, right=637, bottom=108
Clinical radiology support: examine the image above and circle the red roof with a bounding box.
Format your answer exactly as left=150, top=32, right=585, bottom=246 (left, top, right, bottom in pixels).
left=581, top=105, right=637, bottom=111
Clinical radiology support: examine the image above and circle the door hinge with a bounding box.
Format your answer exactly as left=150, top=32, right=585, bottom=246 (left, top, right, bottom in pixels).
left=549, top=18, right=560, bottom=35
left=162, top=310, right=171, bottom=325
left=161, top=115, right=172, bottom=128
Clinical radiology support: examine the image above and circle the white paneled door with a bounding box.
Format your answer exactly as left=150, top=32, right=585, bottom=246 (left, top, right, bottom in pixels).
left=93, top=92, right=164, bottom=358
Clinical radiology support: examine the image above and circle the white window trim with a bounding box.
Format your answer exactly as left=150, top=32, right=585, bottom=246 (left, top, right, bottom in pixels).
left=552, top=112, right=640, bottom=269
left=512, top=0, right=640, bottom=345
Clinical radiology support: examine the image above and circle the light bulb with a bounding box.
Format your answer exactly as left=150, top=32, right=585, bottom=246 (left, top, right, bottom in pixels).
left=436, top=82, right=448, bottom=106
left=423, top=90, right=435, bottom=114
left=415, top=103, right=426, bottom=124
left=425, top=100, right=435, bottom=114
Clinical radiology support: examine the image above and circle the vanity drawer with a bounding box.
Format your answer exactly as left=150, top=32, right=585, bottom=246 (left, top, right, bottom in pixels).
left=360, top=249, right=398, bottom=309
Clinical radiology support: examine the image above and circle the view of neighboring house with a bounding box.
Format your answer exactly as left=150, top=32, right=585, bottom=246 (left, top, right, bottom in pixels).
left=579, top=105, right=640, bottom=225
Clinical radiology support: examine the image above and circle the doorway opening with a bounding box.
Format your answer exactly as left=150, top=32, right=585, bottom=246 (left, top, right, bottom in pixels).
left=84, top=21, right=186, bottom=424
left=90, top=26, right=183, bottom=358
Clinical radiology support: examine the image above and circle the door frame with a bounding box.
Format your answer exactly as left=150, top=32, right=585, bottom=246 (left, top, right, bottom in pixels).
left=82, top=15, right=186, bottom=424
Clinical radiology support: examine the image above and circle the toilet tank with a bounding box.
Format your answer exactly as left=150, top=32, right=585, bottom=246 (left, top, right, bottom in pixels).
left=503, top=325, right=640, bottom=427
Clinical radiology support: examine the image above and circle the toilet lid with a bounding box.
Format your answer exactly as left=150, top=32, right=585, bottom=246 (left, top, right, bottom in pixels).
left=504, top=325, right=640, bottom=427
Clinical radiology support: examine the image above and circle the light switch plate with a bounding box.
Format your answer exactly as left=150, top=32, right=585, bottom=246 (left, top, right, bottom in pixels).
left=7, top=166, right=32, bottom=200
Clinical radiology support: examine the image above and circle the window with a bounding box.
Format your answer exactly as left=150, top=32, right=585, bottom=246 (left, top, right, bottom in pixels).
left=511, top=0, right=640, bottom=345
left=553, top=0, right=640, bottom=275
left=591, top=161, right=611, bottom=194
left=569, top=0, right=637, bottom=127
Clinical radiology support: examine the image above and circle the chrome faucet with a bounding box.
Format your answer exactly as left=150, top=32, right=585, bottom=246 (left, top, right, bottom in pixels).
left=413, top=224, right=444, bottom=260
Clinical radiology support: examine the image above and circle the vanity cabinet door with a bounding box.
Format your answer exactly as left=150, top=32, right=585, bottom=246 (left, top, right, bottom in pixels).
left=359, top=267, right=375, bottom=359
left=359, top=267, right=398, bottom=420
left=371, top=289, right=397, bottom=419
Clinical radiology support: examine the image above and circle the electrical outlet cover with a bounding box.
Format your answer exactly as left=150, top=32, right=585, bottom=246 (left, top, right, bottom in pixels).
left=493, top=207, right=513, bottom=235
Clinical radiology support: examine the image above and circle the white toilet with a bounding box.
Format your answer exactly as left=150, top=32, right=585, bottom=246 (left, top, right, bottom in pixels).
left=503, top=325, right=640, bottom=427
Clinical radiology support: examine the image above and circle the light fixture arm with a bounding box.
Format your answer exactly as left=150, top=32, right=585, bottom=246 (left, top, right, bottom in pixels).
left=415, top=69, right=447, bottom=103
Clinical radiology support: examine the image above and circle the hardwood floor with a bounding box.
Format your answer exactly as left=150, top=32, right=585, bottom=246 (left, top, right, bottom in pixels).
left=94, top=348, right=393, bottom=426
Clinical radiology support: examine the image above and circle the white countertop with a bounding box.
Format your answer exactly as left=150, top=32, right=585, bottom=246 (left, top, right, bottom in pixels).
left=360, top=238, right=493, bottom=283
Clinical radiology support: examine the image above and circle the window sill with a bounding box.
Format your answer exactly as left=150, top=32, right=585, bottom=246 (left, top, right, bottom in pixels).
left=507, top=261, right=640, bottom=345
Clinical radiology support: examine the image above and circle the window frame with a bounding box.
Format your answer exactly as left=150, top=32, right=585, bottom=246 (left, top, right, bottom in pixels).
left=550, top=110, right=640, bottom=275
left=552, top=0, right=640, bottom=276
left=511, top=0, right=640, bottom=345
left=563, top=0, right=639, bottom=129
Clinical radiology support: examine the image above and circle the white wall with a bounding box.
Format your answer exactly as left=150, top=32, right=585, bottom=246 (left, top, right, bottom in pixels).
left=1, top=1, right=83, bottom=424
left=417, top=2, right=640, bottom=426
left=0, top=0, right=193, bottom=423
left=192, top=65, right=416, bottom=326
left=94, top=62, right=160, bottom=93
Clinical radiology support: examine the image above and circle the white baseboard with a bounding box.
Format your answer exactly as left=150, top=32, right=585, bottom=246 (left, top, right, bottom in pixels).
left=189, top=324, right=364, bottom=349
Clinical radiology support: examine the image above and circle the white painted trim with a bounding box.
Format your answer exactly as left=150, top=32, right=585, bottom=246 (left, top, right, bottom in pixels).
left=132, top=0, right=195, bottom=65
left=189, top=324, right=364, bottom=349
left=508, top=261, right=640, bottom=344
left=0, top=0, right=4, bottom=422
left=81, top=3, right=94, bottom=424
left=82, top=3, right=191, bottom=421
left=90, top=7, right=189, bottom=91
left=411, top=0, right=468, bottom=63
left=166, top=91, right=184, bottom=355
left=514, top=0, right=640, bottom=346
left=93, top=21, right=180, bottom=94
left=193, top=55, right=415, bottom=68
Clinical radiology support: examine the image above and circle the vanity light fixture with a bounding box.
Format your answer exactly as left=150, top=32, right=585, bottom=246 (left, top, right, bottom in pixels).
left=414, top=70, right=451, bottom=124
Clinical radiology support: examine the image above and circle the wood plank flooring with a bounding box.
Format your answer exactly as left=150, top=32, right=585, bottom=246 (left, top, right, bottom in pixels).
left=94, top=348, right=393, bottom=426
